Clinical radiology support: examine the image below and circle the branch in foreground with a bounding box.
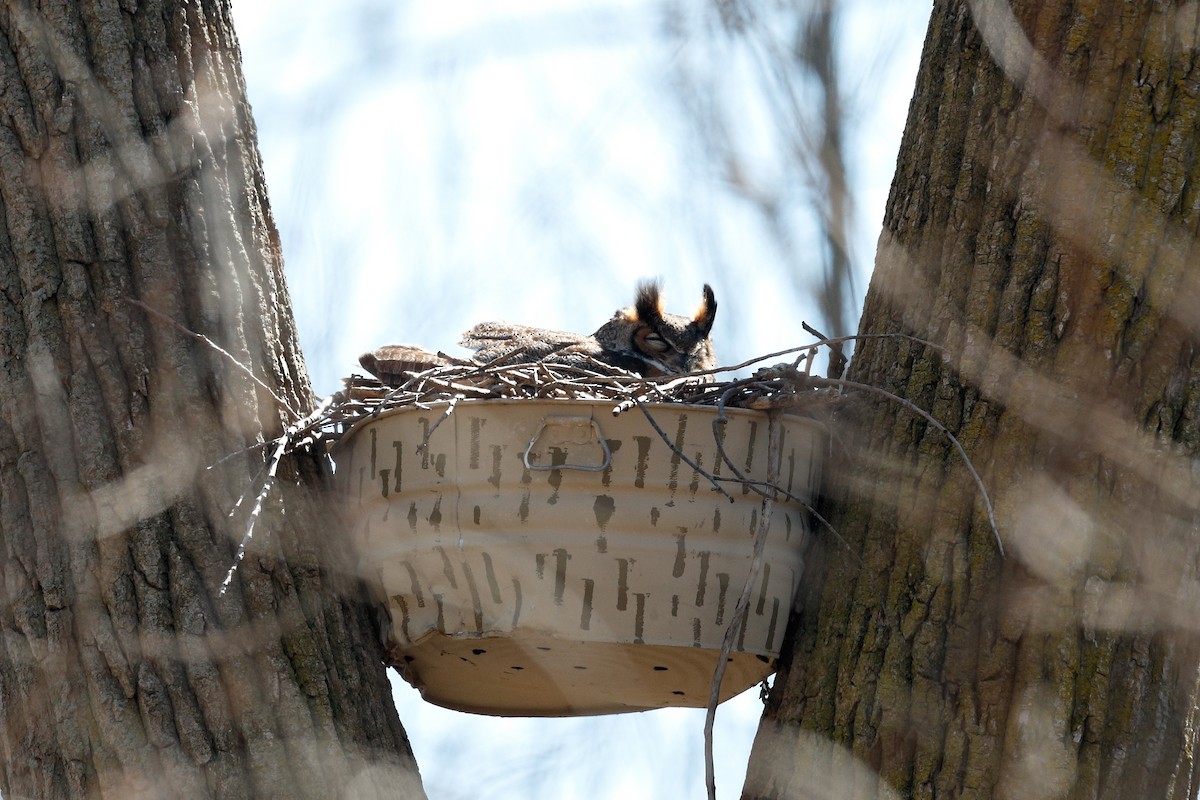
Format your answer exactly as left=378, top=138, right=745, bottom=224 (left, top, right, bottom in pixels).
left=126, top=297, right=301, bottom=420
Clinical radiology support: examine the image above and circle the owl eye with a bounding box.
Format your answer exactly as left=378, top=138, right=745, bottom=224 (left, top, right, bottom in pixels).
left=639, top=330, right=672, bottom=353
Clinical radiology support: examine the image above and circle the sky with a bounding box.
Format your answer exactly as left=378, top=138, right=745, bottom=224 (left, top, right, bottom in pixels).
left=233, top=2, right=930, bottom=797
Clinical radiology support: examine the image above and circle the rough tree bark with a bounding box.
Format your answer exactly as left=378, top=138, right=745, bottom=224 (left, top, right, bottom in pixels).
left=0, top=2, right=422, bottom=798
left=746, top=1, right=1200, bottom=798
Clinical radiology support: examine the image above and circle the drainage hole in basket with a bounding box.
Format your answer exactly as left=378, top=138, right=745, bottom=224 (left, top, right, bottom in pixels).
left=573, top=665, right=587, bottom=670
left=471, top=649, right=487, bottom=656
left=537, top=646, right=552, bottom=651
left=653, top=666, right=669, bottom=671
left=672, top=691, right=685, bottom=696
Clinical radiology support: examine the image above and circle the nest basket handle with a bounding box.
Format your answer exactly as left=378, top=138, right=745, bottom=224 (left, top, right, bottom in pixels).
left=523, top=416, right=612, bottom=472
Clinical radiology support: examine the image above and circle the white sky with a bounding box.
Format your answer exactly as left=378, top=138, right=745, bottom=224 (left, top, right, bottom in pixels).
left=234, top=2, right=930, bottom=797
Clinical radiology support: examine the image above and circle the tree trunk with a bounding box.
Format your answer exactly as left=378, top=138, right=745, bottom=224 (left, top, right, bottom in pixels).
left=746, top=1, right=1200, bottom=797
left=0, top=2, right=422, bottom=797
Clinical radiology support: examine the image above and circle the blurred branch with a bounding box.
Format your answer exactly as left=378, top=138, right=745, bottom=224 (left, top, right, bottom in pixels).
left=665, top=0, right=858, bottom=339
left=796, top=1, right=854, bottom=338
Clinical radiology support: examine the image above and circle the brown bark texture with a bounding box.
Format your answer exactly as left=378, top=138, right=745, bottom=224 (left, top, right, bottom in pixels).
left=0, top=1, right=422, bottom=798
left=746, top=1, right=1200, bottom=798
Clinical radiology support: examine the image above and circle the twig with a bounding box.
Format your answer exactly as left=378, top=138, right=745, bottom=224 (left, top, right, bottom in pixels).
left=710, top=473, right=862, bottom=568
left=417, top=395, right=461, bottom=454
left=816, top=376, right=1004, bottom=557
left=219, top=433, right=288, bottom=595
left=690, top=362, right=1003, bottom=557
left=205, top=439, right=270, bottom=471
left=632, top=397, right=735, bottom=503
left=216, top=393, right=337, bottom=594
left=479, top=345, right=530, bottom=368
left=670, top=332, right=950, bottom=382
left=705, top=410, right=784, bottom=800
left=125, top=297, right=301, bottom=420
left=801, top=322, right=845, bottom=378
left=704, top=381, right=863, bottom=564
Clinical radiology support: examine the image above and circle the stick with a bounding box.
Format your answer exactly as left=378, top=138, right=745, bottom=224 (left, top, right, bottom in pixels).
left=705, top=411, right=784, bottom=800
left=632, top=398, right=736, bottom=503
left=817, top=377, right=1004, bottom=556
left=126, top=297, right=301, bottom=420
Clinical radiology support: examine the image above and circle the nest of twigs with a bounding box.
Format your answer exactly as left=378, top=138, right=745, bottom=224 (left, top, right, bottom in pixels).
left=316, top=350, right=843, bottom=445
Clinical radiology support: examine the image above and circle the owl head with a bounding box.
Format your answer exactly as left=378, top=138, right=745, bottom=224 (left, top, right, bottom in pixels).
left=593, top=281, right=717, bottom=377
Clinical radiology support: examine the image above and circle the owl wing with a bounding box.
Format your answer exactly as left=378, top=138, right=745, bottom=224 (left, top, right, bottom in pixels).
left=459, top=322, right=603, bottom=365
left=359, top=344, right=449, bottom=386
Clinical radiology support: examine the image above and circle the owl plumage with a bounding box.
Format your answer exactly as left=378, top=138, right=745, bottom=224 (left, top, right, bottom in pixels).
left=590, top=281, right=717, bottom=376
left=359, top=281, right=717, bottom=385
left=358, top=344, right=449, bottom=386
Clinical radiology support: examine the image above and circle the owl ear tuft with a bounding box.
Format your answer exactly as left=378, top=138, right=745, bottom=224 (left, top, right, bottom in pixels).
left=634, top=279, right=664, bottom=324
left=693, top=284, right=717, bottom=336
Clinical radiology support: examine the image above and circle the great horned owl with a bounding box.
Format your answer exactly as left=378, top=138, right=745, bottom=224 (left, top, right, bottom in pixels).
left=359, top=281, right=718, bottom=386
left=462, top=281, right=717, bottom=376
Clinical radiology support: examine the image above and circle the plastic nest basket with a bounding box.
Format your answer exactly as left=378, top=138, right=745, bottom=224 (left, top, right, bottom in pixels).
left=334, top=398, right=824, bottom=716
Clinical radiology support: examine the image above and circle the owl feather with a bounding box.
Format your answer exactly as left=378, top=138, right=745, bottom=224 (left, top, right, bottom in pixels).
left=360, top=281, right=718, bottom=385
